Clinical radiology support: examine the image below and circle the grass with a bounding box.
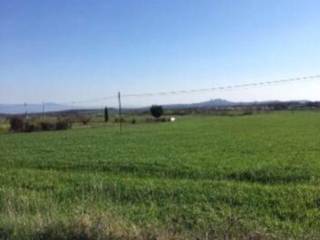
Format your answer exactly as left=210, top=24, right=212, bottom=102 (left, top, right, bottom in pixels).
left=0, top=120, right=9, bottom=134
left=0, top=111, right=320, bottom=239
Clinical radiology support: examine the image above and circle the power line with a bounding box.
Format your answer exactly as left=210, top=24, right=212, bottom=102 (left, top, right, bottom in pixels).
left=122, top=74, right=320, bottom=98
left=41, top=74, right=320, bottom=104
left=60, top=95, right=117, bottom=106
left=2, top=74, right=319, bottom=109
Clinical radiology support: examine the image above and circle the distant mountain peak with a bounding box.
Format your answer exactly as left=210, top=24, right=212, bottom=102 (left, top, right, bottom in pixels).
left=207, top=98, right=235, bottom=105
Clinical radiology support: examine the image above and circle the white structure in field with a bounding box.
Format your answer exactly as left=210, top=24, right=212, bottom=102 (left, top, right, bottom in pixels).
left=170, top=117, right=176, bottom=122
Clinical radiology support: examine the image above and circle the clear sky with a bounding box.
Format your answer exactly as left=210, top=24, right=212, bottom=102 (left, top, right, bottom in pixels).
left=1, top=0, right=320, bottom=106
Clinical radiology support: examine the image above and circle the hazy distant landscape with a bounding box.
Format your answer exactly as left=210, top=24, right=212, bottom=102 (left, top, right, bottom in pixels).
left=1, top=98, right=319, bottom=115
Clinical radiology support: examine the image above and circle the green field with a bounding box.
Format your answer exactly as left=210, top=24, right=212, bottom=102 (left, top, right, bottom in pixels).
left=1, top=111, right=320, bottom=239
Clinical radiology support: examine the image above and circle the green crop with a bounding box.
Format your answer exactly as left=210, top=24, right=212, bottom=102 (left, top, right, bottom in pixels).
left=0, top=111, right=320, bottom=239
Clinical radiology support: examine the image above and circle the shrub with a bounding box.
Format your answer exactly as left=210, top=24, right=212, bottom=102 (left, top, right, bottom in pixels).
left=8, top=117, right=72, bottom=133
left=242, top=111, right=253, bottom=116
left=9, top=117, right=24, bottom=132
left=56, top=119, right=72, bottom=130
left=145, top=117, right=170, bottom=123
left=131, top=118, right=136, bottom=124
left=79, top=116, right=91, bottom=125
left=150, top=105, right=164, bottom=118
left=145, top=117, right=154, bottom=123
left=154, top=117, right=170, bottom=122
left=40, top=121, right=56, bottom=131
left=24, top=121, right=39, bottom=132
left=114, top=117, right=125, bottom=123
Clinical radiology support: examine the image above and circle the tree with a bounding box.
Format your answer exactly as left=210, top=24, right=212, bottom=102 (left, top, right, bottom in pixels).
left=79, top=116, right=90, bottom=125
left=9, top=117, right=24, bottom=132
left=150, top=105, right=164, bottom=118
left=104, top=107, right=109, bottom=122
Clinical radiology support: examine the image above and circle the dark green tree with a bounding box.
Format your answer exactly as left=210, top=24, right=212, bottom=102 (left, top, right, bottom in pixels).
left=104, top=107, right=109, bottom=122
left=150, top=105, right=164, bottom=118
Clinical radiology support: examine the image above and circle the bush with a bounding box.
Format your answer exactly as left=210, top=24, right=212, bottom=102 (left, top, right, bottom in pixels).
left=9, top=117, right=24, bottom=132
left=24, top=121, right=40, bottom=132
left=242, top=111, right=253, bottom=116
left=145, top=117, right=170, bottom=123
left=150, top=105, right=164, bottom=118
left=131, top=118, right=136, bottom=124
left=79, top=116, right=91, bottom=125
left=145, top=117, right=154, bottom=123
left=8, top=117, right=72, bottom=133
left=40, top=121, right=56, bottom=131
left=114, top=117, right=125, bottom=123
left=56, top=119, right=72, bottom=130
left=156, top=117, right=170, bottom=122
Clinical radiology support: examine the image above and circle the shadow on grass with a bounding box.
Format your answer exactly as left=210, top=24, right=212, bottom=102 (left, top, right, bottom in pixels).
left=226, top=166, right=312, bottom=184
left=16, top=161, right=315, bottom=185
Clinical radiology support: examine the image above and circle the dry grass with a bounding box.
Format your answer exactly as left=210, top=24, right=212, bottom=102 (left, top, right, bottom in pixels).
left=0, top=211, right=274, bottom=240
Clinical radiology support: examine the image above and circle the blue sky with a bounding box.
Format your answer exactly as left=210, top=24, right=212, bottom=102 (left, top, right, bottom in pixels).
left=1, top=0, right=320, bottom=106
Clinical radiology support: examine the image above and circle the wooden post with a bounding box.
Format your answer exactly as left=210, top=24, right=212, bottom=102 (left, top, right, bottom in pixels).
left=42, top=102, right=45, bottom=119
left=118, top=92, right=122, bottom=133
left=24, top=102, right=28, bottom=119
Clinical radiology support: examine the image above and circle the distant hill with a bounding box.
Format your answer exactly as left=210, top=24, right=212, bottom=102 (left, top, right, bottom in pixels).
left=165, top=99, right=237, bottom=109
left=0, top=99, right=318, bottom=115
left=164, top=99, right=315, bottom=109
left=0, top=103, right=73, bottom=114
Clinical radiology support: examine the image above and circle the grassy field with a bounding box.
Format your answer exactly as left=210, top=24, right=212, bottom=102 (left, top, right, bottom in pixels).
left=0, top=111, right=320, bottom=239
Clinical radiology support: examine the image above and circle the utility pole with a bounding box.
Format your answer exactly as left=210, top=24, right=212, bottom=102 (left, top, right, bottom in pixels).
left=104, top=106, right=109, bottom=123
left=42, top=102, right=45, bottom=119
left=24, top=102, right=28, bottom=119
left=118, top=91, right=122, bottom=133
